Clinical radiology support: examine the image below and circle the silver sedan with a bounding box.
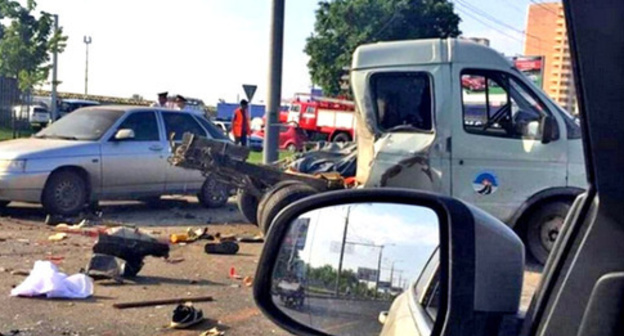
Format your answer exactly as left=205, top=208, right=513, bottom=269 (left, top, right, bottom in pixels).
left=0, top=106, right=230, bottom=215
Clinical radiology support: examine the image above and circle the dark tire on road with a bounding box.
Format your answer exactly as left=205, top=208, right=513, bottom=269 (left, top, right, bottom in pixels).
left=237, top=189, right=259, bottom=225
left=526, top=201, right=571, bottom=265
left=259, top=184, right=317, bottom=234
left=256, top=180, right=303, bottom=228
left=331, top=132, right=351, bottom=143
left=42, top=170, right=88, bottom=216
left=198, top=177, right=229, bottom=208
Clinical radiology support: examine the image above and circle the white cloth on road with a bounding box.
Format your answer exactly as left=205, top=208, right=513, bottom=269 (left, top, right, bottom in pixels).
left=10, top=261, right=94, bottom=299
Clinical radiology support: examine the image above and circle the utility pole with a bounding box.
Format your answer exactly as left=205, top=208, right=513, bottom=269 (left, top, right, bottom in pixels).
left=264, top=0, right=285, bottom=164
left=375, top=246, right=385, bottom=298
left=334, top=206, right=351, bottom=296
left=83, top=36, right=92, bottom=95
left=50, top=14, right=59, bottom=121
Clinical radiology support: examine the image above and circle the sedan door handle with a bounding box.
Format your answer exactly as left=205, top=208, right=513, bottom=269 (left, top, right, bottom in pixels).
left=149, top=145, right=164, bottom=151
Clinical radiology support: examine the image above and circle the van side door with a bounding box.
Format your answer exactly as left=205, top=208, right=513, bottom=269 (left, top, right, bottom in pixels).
left=450, top=67, right=568, bottom=223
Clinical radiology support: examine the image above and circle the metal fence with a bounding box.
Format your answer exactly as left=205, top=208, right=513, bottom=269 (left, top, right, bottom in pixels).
left=0, top=76, right=33, bottom=138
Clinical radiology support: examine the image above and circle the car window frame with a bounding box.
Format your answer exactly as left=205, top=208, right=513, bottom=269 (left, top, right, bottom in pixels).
left=108, top=110, right=162, bottom=142
left=193, top=115, right=231, bottom=141
left=460, top=68, right=559, bottom=141
left=161, top=111, right=208, bottom=142
left=412, top=248, right=440, bottom=322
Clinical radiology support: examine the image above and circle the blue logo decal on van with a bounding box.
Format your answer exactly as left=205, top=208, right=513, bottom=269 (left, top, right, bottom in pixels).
left=473, top=172, right=498, bottom=195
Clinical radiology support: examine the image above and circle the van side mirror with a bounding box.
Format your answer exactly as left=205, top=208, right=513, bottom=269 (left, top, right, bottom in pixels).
left=113, top=129, right=135, bottom=141
left=541, top=116, right=557, bottom=144
left=253, top=189, right=524, bottom=336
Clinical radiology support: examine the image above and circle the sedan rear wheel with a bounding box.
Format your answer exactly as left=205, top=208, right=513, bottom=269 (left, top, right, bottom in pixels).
left=198, top=177, right=229, bottom=208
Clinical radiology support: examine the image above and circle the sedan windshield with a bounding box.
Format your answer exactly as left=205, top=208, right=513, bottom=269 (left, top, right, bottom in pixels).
left=36, top=108, right=125, bottom=141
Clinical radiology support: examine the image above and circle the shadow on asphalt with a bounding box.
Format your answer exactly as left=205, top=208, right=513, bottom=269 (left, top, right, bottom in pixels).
left=127, top=275, right=226, bottom=287
left=0, top=198, right=245, bottom=228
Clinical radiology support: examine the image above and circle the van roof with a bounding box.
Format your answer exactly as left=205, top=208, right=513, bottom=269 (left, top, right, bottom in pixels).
left=351, top=38, right=512, bottom=70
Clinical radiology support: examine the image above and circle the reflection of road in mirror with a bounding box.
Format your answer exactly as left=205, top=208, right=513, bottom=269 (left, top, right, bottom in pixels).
left=271, top=202, right=440, bottom=336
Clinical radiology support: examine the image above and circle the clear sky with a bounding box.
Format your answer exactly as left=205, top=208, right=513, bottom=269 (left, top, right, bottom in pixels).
left=29, top=0, right=545, bottom=105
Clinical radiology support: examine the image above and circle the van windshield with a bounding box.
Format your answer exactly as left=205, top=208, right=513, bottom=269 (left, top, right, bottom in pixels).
left=35, top=108, right=124, bottom=141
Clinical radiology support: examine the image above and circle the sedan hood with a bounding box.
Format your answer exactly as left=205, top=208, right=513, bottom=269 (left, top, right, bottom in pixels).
left=0, top=138, right=100, bottom=160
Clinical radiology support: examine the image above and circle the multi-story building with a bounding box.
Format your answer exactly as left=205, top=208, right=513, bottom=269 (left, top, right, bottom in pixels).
left=524, top=2, right=577, bottom=114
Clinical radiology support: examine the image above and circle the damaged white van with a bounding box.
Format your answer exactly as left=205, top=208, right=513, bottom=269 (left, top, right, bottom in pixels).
left=351, top=38, right=586, bottom=264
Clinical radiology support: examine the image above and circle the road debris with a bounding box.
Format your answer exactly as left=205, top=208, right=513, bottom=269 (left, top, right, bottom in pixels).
left=48, top=233, right=68, bottom=242
left=243, top=276, right=253, bottom=287
left=11, top=261, right=93, bottom=299
left=170, top=227, right=210, bottom=244
left=169, top=303, right=204, bottom=329
left=45, top=255, right=65, bottom=265
left=10, top=270, right=29, bottom=276
left=112, top=295, right=213, bottom=309
left=92, top=227, right=170, bottom=277
left=200, top=326, right=226, bottom=336
left=164, top=257, right=185, bottom=264
left=204, top=241, right=239, bottom=255
left=237, top=235, right=264, bottom=243
left=85, top=253, right=124, bottom=282
left=228, top=267, right=242, bottom=280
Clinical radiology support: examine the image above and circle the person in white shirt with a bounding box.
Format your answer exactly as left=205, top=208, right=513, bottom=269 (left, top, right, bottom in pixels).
left=151, top=91, right=170, bottom=108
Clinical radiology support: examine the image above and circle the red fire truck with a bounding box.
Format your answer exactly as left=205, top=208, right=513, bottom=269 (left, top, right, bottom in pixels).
left=286, top=94, right=355, bottom=142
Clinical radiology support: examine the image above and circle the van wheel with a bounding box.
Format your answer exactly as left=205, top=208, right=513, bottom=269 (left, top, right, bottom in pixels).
left=526, top=201, right=571, bottom=265
left=198, top=177, right=229, bottom=208
left=256, top=181, right=303, bottom=228
left=258, top=183, right=317, bottom=234
left=332, top=132, right=351, bottom=143
left=42, top=170, right=88, bottom=216
left=237, top=190, right=259, bottom=225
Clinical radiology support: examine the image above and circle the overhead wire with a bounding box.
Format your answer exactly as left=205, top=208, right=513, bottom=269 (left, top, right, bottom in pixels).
left=451, top=0, right=543, bottom=51
left=528, top=0, right=560, bottom=16
left=455, top=0, right=544, bottom=43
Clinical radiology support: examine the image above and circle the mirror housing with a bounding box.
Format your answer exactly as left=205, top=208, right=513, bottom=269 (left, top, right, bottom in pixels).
left=114, top=129, right=135, bottom=141
left=541, top=116, right=557, bottom=144
left=253, top=189, right=524, bottom=336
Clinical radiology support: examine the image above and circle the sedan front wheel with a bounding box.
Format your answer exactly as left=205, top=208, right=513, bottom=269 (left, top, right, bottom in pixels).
left=42, top=170, right=88, bottom=216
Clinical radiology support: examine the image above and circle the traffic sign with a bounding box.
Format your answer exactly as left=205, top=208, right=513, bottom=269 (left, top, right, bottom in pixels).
left=242, top=84, right=257, bottom=102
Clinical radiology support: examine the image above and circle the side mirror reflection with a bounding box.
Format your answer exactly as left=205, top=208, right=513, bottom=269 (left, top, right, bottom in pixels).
left=270, top=202, right=440, bottom=336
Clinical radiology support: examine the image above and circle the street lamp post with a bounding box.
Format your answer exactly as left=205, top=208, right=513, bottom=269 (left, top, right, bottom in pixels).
left=50, top=15, right=59, bottom=121
left=83, top=36, right=92, bottom=95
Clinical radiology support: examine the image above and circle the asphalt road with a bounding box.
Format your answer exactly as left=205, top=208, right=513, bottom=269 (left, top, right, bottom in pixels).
left=0, top=197, right=288, bottom=336
left=0, top=196, right=543, bottom=335
left=276, top=295, right=391, bottom=336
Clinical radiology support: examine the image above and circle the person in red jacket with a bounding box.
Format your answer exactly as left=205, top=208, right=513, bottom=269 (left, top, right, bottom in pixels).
left=232, top=99, right=251, bottom=146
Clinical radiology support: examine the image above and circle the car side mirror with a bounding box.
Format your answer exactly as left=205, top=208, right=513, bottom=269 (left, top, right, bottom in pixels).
left=527, top=121, right=540, bottom=138
left=541, top=116, right=557, bottom=144
left=253, top=189, right=524, bottom=336
left=114, top=129, right=135, bottom=141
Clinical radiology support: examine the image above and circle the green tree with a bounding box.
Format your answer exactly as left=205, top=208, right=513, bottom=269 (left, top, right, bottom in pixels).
left=305, top=0, right=461, bottom=96
left=0, top=0, right=67, bottom=91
